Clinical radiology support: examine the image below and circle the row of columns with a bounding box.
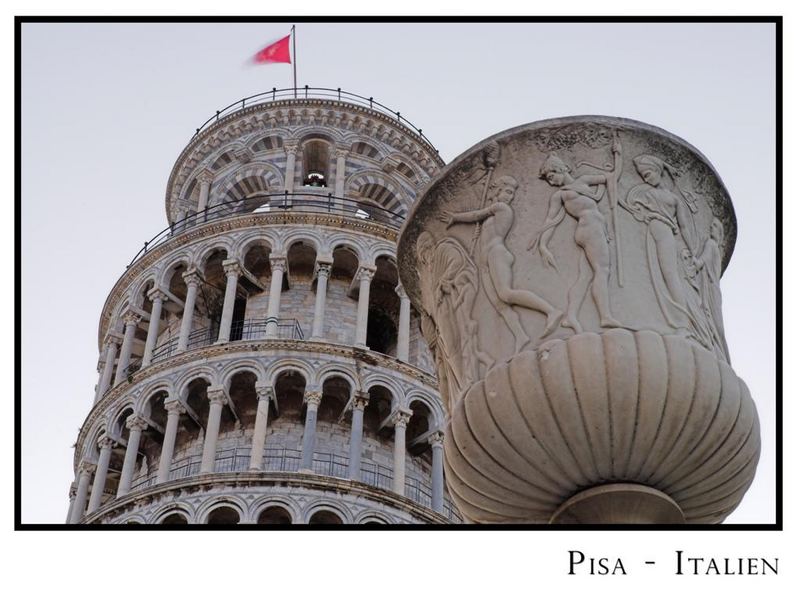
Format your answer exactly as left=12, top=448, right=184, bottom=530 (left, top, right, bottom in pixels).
left=71, top=387, right=445, bottom=523
left=95, top=255, right=414, bottom=403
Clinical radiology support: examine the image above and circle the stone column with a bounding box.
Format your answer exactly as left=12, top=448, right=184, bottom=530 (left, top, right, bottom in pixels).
left=177, top=268, right=202, bottom=352
left=265, top=256, right=287, bottom=337
left=249, top=383, right=274, bottom=471
left=354, top=266, right=375, bottom=347
left=311, top=260, right=332, bottom=339
left=283, top=141, right=299, bottom=194
left=141, top=288, right=166, bottom=367
left=347, top=393, right=369, bottom=480
left=396, top=284, right=411, bottom=362
left=200, top=386, right=228, bottom=474
left=117, top=415, right=148, bottom=497
left=334, top=147, right=348, bottom=199
left=66, top=485, right=76, bottom=524
left=96, top=334, right=121, bottom=401
left=114, top=312, right=140, bottom=385
left=69, top=464, right=93, bottom=524
left=87, top=437, right=115, bottom=514
left=197, top=169, right=213, bottom=217
left=216, top=259, right=241, bottom=344
left=300, top=391, right=322, bottom=472
left=157, top=399, right=185, bottom=484
left=429, top=431, right=445, bottom=513
left=392, top=410, right=412, bottom=495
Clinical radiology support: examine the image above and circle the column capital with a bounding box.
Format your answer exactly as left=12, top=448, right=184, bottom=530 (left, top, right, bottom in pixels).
left=197, top=168, right=214, bottom=185
left=314, top=260, right=332, bottom=279
left=304, top=390, right=323, bottom=409
left=284, top=140, right=300, bottom=155
left=122, top=311, right=142, bottom=327
left=255, top=382, right=275, bottom=401
left=357, top=265, right=376, bottom=283
left=182, top=267, right=204, bottom=287
left=147, top=286, right=168, bottom=303
left=125, top=415, right=149, bottom=432
left=269, top=255, right=288, bottom=273
left=78, top=461, right=96, bottom=478
left=104, top=333, right=123, bottom=347
left=353, top=392, right=370, bottom=411
left=222, top=259, right=241, bottom=277
left=97, top=435, right=115, bottom=450
left=334, top=147, right=350, bottom=159
left=428, top=431, right=445, bottom=448
left=395, top=283, right=409, bottom=300
left=392, top=408, right=412, bottom=429
left=207, top=386, right=229, bottom=406
left=164, top=398, right=186, bottom=416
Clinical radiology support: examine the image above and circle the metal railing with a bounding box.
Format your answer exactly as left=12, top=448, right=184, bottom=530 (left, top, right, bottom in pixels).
left=128, top=192, right=406, bottom=269
left=191, top=86, right=439, bottom=156
left=122, top=319, right=302, bottom=380
left=129, top=445, right=460, bottom=521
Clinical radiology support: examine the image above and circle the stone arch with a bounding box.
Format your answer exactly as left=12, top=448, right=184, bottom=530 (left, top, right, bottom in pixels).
left=249, top=495, right=301, bottom=524
left=82, top=421, right=109, bottom=462
left=130, top=273, right=158, bottom=309
left=197, top=497, right=247, bottom=524
left=151, top=502, right=195, bottom=524
left=302, top=500, right=352, bottom=524
left=354, top=509, right=393, bottom=524
left=232, top=231, right=278, bottom=263
left=405, top=390, right=445, bottom=429
left=196, top=239, right=235, bottom=270
left=315, top=365, right=358, bottom=393
left=345, top=170, right=410, bottom=213
left=368, top=245, right=398, bottom=268
left=361, top=374, right=404, bottom=408
left=174, top=367, right=219, bottom=401
left=265, top=359, right=314, bottom=386
left=288, top=125, right=346, bottom=144
left=386, top=150, right=426, bottom=184
left=213, top=162, right=283, bottom=206
left=157, top=252, right=193, bottom=287
left=109, top=404, right=136, bottom=439
left=282, top=228, right=323, bottom=256
left=221, top=360, right=265, bottom=390
left=349, top=140, right=384, bottom=160
left=118, top=515, right=146, bottom=524
left=328, top=235, right=368, bottom=266
left=136, top=380, right=175, bottom=416
left=249, top=134, right=285, bottom=153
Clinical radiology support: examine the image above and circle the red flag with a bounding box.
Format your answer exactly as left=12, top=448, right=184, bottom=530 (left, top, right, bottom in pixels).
left=252, top=35, right=291, bottom=65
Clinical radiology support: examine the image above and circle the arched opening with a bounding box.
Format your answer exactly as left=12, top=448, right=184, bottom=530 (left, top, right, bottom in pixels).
left=172, top=378, right=211, bottom=475
left=308, top=510, right=343, bottom=525
left=362, top=385, right=395, bottom=489
left=136, top=390, right=168, bottom=487
left=200, top=248, right=232, bottom=343
left=367, top=256, right=399, bottom=356
left=301, top=139, right=331, bottom=187
left=206, top=506, right=241, bottom=525
left=257, top=506, right=292, bottom=524
left=160, top=512, right=189, bottom=525
left=268, top=370, right=307, bottom=471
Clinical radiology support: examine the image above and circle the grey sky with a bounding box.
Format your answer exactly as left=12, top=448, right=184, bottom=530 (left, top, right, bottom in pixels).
left=21, top=21, right=776, bottom=524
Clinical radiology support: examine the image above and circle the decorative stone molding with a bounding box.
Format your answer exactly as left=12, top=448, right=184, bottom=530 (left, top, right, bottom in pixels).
left=303, top=391, right=323, bottom=409
left=427, top=431, right=445, bottom=448
left=181, top=267, right=203, bottom=286
left=391, top=409, right=412, bottom=429
left=122, top=311, right=142, bottom=326
left=97, top=436, right=115, bottom=450
left=255, top=382, right=274, bottom=402
left=314, top=260, right=332, bottom=279
left=207, top=386, right=229, bottom=406
left=353, top=392, right=370, bottom=411
left=164, top=399, right=186, bottom=416
left=269, top=255, right=287, bottom=274
left=356, top=266, right=375, bottom=283
left=104, top=333, right=123, bottom=347
left=197, top=168, right=214, bottom=185
left=222, top=259, right=240, bottom=277
left=125, top=415, right=149, bottom=432
left=147, top=286, right=168, bottom=303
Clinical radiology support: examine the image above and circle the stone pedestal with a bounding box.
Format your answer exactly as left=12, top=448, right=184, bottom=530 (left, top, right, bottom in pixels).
left=397, top=116, right=760, bottom=525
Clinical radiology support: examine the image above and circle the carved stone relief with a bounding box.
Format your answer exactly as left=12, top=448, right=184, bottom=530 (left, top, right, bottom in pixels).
left=398, top=116, right=757, bottom=525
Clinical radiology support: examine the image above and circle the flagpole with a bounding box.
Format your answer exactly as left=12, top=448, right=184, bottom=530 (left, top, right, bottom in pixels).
left=292, top=25, right=297, bottom=98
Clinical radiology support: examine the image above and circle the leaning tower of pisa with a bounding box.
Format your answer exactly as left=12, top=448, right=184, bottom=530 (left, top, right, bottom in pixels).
left=67, top=88, right=460, bottom=525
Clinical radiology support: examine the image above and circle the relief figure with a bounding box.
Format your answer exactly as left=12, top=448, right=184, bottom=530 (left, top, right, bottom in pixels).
left=439, top=176, right=562, bottom=351
left=621, top=155, right=698, bottom=334
left=689, top=218, right=729, bottom=361
left=416, top=231, right=491, bottom=411
left=529, top=143, right=623, bottom=333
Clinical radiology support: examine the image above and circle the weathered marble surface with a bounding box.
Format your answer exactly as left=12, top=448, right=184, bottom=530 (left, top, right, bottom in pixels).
left=398, top=116, right=760, bottom=524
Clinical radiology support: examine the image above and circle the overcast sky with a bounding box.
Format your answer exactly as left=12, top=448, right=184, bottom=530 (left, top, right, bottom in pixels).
left=21, top=21, right=776, bottom=524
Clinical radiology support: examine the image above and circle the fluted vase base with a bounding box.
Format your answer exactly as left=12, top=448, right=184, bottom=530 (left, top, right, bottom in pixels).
left=549, top=483, right=685, bottom=524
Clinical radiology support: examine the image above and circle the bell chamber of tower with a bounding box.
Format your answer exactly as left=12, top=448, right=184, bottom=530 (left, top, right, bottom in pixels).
left=68, top=88, right=460, bottom=525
